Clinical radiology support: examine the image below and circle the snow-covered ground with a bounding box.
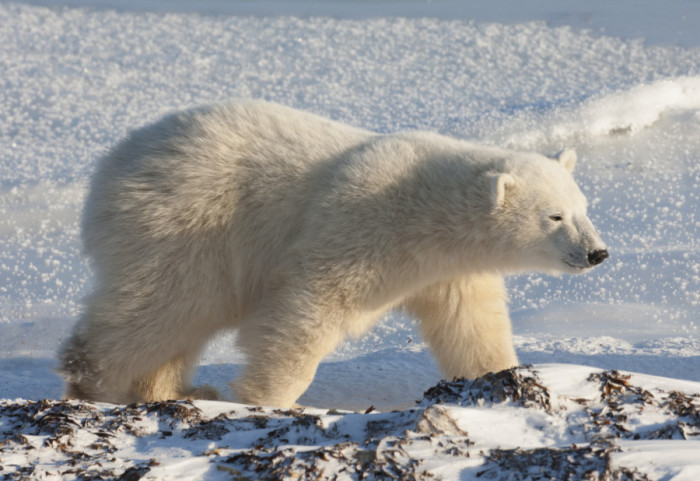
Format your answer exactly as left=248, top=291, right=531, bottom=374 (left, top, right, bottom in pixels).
left=1, top=1, right=699, bottom=479
left=2, top=366, right=699, bottom=480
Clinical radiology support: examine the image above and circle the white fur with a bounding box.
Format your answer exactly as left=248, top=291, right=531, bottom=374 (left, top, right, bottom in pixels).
left=59, top=100, right=607, bottom=407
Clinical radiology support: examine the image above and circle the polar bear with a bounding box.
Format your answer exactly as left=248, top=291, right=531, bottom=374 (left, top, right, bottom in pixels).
left=59, top=100, right=608, bottom=408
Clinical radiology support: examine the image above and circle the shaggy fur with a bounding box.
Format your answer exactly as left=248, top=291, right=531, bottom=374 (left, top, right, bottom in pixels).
left=59, top=100, right=607, bottom=407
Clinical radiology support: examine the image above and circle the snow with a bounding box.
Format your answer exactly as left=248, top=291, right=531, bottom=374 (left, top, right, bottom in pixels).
left=2, top=366, right=698, bottom=479
left=1, top=0, right=699, bottom=479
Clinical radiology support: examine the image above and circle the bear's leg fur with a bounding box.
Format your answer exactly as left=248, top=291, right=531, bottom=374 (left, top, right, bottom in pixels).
left=231, top=299, right=344, bottom=408
left=60, top=291, right=222, bottom=403
left=133, top=351, right=221, bottom=401
left=405, top=272, right=519, bottom=379
left=60, top=323, right=110, bottom=402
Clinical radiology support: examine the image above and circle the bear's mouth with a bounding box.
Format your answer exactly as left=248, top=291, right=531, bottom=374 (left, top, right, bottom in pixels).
left=564, top=259, right=590, bottom=271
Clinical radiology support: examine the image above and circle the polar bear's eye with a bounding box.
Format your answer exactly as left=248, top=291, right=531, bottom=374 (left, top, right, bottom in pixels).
left=549, top=214, right=563, bottom=222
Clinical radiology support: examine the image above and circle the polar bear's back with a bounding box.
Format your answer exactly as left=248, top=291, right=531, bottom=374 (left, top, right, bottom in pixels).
left=82, top=100, right=372, bottom=320
left=88, top=101, right=371, bottom=224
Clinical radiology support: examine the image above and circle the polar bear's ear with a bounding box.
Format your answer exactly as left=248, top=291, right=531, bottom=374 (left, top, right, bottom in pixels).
left=490, top=173, right=515, bottom=207
left=555, top=149, right=577, bottom=172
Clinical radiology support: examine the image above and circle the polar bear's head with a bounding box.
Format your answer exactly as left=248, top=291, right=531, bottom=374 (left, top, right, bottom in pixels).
left=490, top=150, right=608, bottom=274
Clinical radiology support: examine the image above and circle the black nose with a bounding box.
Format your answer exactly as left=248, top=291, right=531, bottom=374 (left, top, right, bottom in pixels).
left=588, top=249, right=609, bottom=266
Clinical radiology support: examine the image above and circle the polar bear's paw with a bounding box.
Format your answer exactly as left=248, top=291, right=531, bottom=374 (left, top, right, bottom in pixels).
left=184, top=385, right=222, bottom=401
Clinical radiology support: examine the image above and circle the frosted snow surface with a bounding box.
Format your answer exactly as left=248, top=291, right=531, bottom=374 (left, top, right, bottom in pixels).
left=0, top=1, right=699, bottom=477
left=2, top=365, right=699, bottom=480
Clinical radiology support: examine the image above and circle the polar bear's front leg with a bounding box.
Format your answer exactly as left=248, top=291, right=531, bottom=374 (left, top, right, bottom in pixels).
left=231, top=301, right=344, bottom=408
left=405, top=273, right=519, bottom=380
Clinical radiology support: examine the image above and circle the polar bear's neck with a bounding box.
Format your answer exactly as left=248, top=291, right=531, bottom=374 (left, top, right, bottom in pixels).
left=314, top=134, right=515, bottom=305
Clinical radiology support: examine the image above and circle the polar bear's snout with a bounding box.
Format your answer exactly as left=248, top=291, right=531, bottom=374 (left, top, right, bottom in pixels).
left=587, top=249, right=609, bottom=266
left=570, top=212, right=608, bottom=269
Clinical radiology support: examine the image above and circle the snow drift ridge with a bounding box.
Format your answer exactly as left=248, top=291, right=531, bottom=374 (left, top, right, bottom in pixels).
left=504, top=76, right=700, bottom=147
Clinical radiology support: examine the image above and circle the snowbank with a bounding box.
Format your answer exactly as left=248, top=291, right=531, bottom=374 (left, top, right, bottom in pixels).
left=1, top=365, right=698, bottom=480
left=503, top=76, right=700, bottom=146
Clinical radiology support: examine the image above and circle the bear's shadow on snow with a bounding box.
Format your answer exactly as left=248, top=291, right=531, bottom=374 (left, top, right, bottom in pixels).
left=0, top=357, right=64, bottom=400
left=194, top=349, right=700, bottom=412
left=0, top=350, right=696, bottom=408
left=193, top=347, right=440, bottom=412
